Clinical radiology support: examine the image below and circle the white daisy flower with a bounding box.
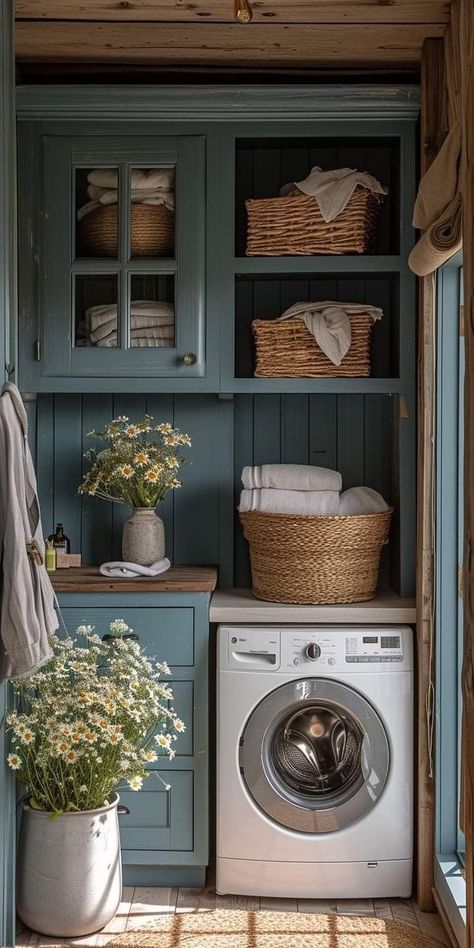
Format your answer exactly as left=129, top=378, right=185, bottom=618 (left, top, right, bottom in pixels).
left=128, top=776, right=143, bottom=791
left=7, top=753, right=22, bottom=770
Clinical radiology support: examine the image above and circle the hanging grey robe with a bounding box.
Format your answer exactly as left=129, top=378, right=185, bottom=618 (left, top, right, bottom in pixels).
left=0, top=383, right=57, bottom=679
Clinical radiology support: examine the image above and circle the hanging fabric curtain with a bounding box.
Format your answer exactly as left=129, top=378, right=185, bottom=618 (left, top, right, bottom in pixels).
left=460, top=0, right=474, bottom=945
left=409, top=5, right=463, bottom=276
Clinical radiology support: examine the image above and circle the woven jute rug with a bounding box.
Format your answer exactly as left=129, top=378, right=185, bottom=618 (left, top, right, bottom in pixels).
left=107, top=909, right=443, bottom=947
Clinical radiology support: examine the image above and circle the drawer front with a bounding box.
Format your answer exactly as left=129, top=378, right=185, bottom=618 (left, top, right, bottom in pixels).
left=59, top=607, right=194, bottom=666
left=156, top=680, right=193, bottom=758
left=119, top=771, right=193, bottom=851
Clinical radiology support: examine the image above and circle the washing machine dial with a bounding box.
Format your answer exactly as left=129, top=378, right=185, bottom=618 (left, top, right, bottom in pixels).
left=304, top=642, right=321, bottom=661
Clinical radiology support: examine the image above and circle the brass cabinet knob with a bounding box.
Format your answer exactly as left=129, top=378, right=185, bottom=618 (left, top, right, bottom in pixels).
left=183, top=352, right=197, bottom=366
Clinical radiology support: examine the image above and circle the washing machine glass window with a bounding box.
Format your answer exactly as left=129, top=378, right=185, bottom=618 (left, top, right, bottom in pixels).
left=239, top=678, right=390, bottom=835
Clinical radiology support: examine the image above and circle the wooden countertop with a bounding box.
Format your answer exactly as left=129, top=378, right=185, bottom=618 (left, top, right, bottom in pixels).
left=209, top=588, right=416, bottom=624
left=51, top=565, right=218, bottom=594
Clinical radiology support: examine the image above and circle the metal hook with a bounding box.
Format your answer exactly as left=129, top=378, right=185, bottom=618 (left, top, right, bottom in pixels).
left=235, top=0, right=252, bottom=23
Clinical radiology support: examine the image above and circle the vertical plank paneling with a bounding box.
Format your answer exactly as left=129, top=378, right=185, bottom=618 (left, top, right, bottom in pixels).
left=234, top=394, right=254, bottom=588
left=253, top=395, right=281, bottom=464
left=146, top=394, right=175, bottom=563
left=309, top=395, right=337, bottom=471
left=281, top=395, right=309, bottom=463
left=52, top=394, right=83, bottom=552
left=173, top=395, right=221, bottom=566
left=36, top=394, right=55, bottom=536
left=111, top=395, right=147, bottom=559
left=337, top=395, right=365, bottom=487
left=81, top=394, right=114, bottom=565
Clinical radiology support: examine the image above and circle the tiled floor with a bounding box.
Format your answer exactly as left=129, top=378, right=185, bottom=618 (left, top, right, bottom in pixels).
left=16, top=886, right=449, bottom=947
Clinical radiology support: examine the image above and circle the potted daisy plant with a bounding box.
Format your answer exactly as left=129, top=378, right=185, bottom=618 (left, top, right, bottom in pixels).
left=7, top=620, right=185, bottom=938
left=78, top=414, right=191, bottom=566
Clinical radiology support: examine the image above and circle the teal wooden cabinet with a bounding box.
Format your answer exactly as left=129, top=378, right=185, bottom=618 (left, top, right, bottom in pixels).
left=56, top=590, right=210, bottom=887
left=18, top=125, right=210, bottom=393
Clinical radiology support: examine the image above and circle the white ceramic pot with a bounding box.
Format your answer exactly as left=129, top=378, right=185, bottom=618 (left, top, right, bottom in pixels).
left=122, top=506, right=165, bottom=566
left=16, top=793, right=122, bottom=937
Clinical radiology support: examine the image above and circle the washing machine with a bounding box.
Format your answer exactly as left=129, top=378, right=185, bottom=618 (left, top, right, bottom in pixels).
left=216, top=624, right=413, bottom=899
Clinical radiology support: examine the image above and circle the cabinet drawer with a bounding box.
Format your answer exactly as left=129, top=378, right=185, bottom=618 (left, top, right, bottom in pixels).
left=119, top=771, right=193, bottom=851
left=59, top=607, right=194, bottom=666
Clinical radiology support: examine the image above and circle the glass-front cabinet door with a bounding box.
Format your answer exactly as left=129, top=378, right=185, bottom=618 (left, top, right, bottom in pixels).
left=30, top=135, right=205, bottom=388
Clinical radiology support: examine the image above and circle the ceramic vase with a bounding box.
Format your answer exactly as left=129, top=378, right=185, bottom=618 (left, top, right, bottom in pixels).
left=122, top=506, right=165, bottom=566
left=16, top=793, right=122, bottom=937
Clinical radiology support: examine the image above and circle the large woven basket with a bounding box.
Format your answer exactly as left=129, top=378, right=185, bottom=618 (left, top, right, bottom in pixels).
left=79, top=204, right=174, bottom=257
left=252, top=312, right=376, bottom=377
left=245, top=188, right=384, bottom=255
left=240, top=508, right=392, bottom=604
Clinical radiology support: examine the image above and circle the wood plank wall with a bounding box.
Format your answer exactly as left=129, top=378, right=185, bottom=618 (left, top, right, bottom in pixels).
left=31, top=392, right=405, bottom=593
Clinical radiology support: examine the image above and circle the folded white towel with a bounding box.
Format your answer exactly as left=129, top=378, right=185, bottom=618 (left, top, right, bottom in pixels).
left=99, top=558, right=171, bottom=578
left=95, top=332, right=174, bottom=349
left=90, top=320, right=174, bottom=345
left=277, top=301, right=382, bottom=367
left=88, top=168, right=174, bottom=191
left=242, top=464, right=342, bottom=492
left=338, top=487, right=389, bottom=516
left=77, top=168, right=176, bottom=220
left=87, top=301, right=174, bottom=332
left=239, top=488, right=340, bottom=516
left=280, top=166, right=387, bottom=223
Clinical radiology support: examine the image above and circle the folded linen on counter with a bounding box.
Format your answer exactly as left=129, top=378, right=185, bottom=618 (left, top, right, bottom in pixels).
left=338, top=486, right=389, bottom=515
left=242, top=464, right=342, bottom=492
left=99, top=558, right=171, bottom=578
left=239, top=488, right=340, bottom=516
left=277, top=301, right=382, bottom=367
left=279, top=166, right=387, bottom=223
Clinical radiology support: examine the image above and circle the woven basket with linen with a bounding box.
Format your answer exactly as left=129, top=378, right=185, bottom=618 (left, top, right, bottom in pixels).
left=252, top=312, right=376, bottom=378
left=240, top=508, right=392, bottom=604
left=79, top=204, right=174, bottom=257
left=245, top=188, right=384, bottom=256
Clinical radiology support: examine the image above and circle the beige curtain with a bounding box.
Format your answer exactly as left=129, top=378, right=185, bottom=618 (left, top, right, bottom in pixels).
left=460, top=0, right=474, bottom=945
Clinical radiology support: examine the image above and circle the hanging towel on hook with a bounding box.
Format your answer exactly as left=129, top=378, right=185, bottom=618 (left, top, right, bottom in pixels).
left=0, top=383, right=57, bottom=679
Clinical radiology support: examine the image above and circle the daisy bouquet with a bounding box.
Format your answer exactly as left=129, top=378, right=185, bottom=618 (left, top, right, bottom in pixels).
left=78, top=414, right=191, bottom=507
left=6, top=620, right=185, bottom=814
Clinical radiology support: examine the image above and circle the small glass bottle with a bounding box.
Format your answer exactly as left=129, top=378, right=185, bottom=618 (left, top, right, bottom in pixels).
left=48, top=523, right=71, bottom=554
left=45, top=540, right=57, bottom=573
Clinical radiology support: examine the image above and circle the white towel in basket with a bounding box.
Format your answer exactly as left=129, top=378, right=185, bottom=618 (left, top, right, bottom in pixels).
left=239, top=488, right=340, bottom=516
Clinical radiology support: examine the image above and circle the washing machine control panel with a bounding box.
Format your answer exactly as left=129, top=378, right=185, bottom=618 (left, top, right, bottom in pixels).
left=285, top=632, right=337, bottom=668
left=220, top=625, right=411, bottom=673
left=345, top=632, right=403, bottom=662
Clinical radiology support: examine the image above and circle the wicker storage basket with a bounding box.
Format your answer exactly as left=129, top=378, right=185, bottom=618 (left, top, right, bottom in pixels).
left=245, top=188, right=384, bottom=256
left=252, top=312, right=376, bottom=378
left=240, top=508, right=392, bottom=604
left=79, top=204, right=174, bottom=257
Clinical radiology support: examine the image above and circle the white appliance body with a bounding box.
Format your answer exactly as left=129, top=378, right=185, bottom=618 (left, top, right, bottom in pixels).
left=217, top=624, right=413, bottom=899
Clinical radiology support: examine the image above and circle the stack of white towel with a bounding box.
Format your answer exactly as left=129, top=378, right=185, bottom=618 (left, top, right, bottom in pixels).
left=85, top=300, right=174, bottom=348
left=238, top=464, right=388, bottom=516
left=77, top=168, right=175, bottom=222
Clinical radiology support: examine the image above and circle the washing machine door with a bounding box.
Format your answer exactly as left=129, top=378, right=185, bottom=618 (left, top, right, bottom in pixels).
left=239, top=678, right=390, bottom=834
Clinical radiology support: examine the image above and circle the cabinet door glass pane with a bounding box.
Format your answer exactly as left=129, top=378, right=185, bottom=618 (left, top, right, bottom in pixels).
left=129, top=167, right=175, bottom=258
left=129, top=275, right=175, bottom=348
left=75, top=167, right=119, bottom=259
left=75, top=274, right=119, bottom=347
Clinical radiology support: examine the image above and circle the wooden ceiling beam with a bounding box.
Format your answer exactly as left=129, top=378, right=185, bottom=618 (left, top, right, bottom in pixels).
left=15, top=21, right=446, bottom=66
left=15, top=0, right=450, bottom=24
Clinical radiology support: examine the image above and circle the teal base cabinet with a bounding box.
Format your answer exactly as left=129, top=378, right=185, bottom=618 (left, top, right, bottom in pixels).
left=56, top=590, right=210, bottom=887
